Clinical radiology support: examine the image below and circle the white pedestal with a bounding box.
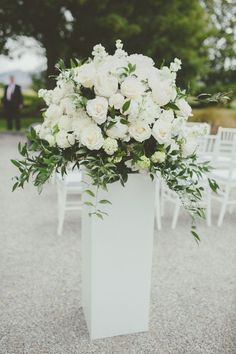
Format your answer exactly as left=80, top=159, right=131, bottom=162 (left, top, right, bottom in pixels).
left=81, top=174, right=155, bottom=339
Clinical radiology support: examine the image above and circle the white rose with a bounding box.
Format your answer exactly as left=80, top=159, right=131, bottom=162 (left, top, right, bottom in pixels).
left=38, top=124, right=51, bottom=140
left=149, top=79, right=175, bottom=106
left=182, top=137, right=198, bottom=157
left=81, top=125, right=104, bottom=150
left=58, top=115, right=73, bottom=131
left=171, top=116, right=186, bottom=136
left=128, top=54, right=154, bottom=80
left=124, top=99, right=140, bottom=121
left=169, top=139, right=179, bottom=152
left=44, top=134, right=56, bottom=147
left=103, top=137, right=118, bottom=155
left=106, top=117, right=128, bottom=140
left=129, top=54, right=154, bottom=69
left=176, top=98, right=192, bottom=118
left=158, top=66, right=176, bottom=82
left=138, top=96, right=161, bottom=124
left=94, top=72, right=118, bottom=97
left=45, top=104, right=63, bottom=120
left=152, top=119, right=172, bottom=145
left=34, top=124, right=42, bottom=136
left=109, top=93, right=125, bottom=109
left=129, top=121, right=151, bottom=142
left=60, top=97, right=76, bottom=116
left=74, top=63, right=96, bottom=88
left=51, top=86, right=66, bottom=104
left=120, top=77, right=145, bottom=99
left=56, top=131, right=75, bottom=149
left=72, top=112, right=93, bottom=139
left=159, top=109, right=175, bottom=123
left=86, top=96, right=108, bottom=124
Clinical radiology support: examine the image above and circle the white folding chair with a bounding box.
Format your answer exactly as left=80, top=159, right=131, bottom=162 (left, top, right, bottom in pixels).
left=186, top=122, right=211, bottom=134
left=56, top=170, right=83, bottom=235
left=160, top=178, right=212, bottom=229
left=197, top=135, right=217, bottom=163
left=212, top=127, right=236, bottom=168
left=210, top=137, right=236, bottom=226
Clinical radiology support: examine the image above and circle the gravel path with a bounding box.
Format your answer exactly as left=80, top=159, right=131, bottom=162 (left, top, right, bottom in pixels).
left=0, top=133, right=236, bottom=354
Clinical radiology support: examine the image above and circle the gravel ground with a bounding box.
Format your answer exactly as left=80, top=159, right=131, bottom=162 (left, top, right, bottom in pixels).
left=0, top=133, right=236, bottom=354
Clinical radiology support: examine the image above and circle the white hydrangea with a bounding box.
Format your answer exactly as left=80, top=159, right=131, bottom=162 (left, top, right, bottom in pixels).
left=151, top=151, right=166, bottom=163
left=103, top=137, right=118, bottom=155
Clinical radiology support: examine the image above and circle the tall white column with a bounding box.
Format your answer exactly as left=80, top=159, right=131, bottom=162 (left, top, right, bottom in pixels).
left=82, top=174, right=155, bottom=339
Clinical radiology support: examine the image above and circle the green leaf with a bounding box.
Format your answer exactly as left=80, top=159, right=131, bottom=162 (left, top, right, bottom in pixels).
left=84, top=189, right=95, bottom=197
left=191, top=230, right=201, bottom=243
left=11, top=159, right=22, bottom=168
left=122, top=100, right=131, bottom=113
left=84, top=201, right=93, bottom=207
left=99, top=199, right=112, bottom=205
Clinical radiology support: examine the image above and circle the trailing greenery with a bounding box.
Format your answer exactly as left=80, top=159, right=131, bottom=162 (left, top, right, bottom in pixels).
left=12, top=127, right=218, bottom=242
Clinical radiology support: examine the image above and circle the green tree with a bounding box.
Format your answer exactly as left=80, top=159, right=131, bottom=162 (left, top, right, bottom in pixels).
left=201, top=0, right=236, bottom=94
left=0, top=0, right=212, bottom=89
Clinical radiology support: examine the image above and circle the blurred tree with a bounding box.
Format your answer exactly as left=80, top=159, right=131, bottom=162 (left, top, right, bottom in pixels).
left=0, top=0, right=72, bottom=87
left=201, top=0, right=236, bottom=95
left=67, top=0, right=211, bottom=89
left=0, top=0, right=229, bottom=91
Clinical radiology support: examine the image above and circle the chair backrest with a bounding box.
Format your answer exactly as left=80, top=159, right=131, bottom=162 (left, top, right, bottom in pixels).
left=186, top=122, right=211, bottom=135
left=228, top=136, right=236, bottom=178
left=215, top=127, right=236, bottom=156
left=197, top=135, right=217, bottom=156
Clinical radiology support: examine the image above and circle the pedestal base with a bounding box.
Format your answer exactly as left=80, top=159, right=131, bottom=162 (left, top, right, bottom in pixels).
left=81, top=174, right=155, bottom=339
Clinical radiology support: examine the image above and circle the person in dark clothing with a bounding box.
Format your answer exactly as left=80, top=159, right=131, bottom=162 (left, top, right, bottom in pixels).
left=2, top=76, right=23, bottom=130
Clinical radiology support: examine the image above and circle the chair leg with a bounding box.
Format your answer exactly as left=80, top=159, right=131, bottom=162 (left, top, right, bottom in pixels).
left=160, top=184, right=165, bottom=217
left=57, top=187, right=67, bottom=235
left=206, top=188, right=212, bottom=227
left=217, top=187, right=230, bottom=227
left=172, top=201, right=181, bottom=229
left=229, top=205, right=234, bottom=214
left=155, top=181, right=162, bottom=230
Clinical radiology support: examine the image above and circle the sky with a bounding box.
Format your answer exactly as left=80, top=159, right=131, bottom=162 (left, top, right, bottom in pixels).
left=0, top=37, right=46, bottom=74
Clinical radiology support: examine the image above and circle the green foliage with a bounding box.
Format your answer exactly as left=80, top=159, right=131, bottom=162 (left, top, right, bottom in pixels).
left=12, top=127, right=219, bottom=242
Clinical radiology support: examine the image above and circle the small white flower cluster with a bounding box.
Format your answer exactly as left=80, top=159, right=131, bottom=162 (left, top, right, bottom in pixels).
left=36, top=40, right=201, bottom=161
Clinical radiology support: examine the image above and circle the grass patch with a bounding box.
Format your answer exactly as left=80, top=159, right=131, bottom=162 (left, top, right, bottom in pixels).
left=192, top=107, right=236, bottom=134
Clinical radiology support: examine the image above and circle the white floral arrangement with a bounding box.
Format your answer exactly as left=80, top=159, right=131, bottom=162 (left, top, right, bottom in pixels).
left=12, top=40, right=218, bottom=240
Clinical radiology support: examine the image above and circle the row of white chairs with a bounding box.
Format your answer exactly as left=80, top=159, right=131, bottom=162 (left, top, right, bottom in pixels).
left=56, top=126, right=236, bottom=235
left=159, top=127, right=236, bottom=229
